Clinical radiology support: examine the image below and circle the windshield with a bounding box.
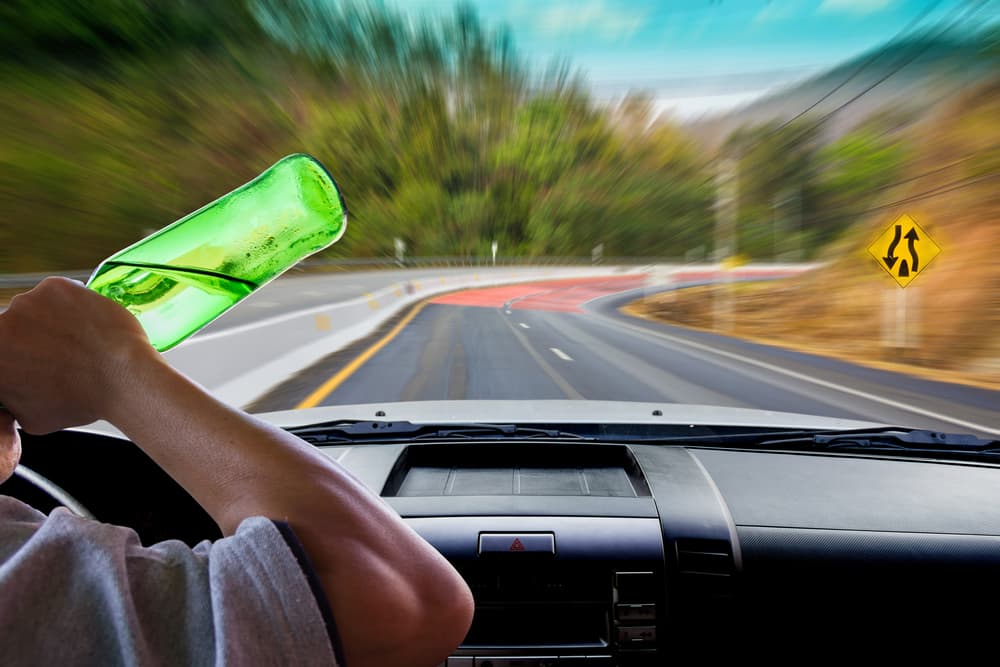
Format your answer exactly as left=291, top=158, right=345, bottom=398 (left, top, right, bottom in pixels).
left=2, top=0, right=998, bottom=439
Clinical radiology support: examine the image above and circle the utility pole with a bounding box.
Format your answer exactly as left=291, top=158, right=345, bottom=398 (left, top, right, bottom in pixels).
left=772, top=193, right=780, bottom=261
left=793, top=184, right=803, bottom=261
left=714, top=158, right=737, bottom=260
left=714, top=158, right=738, bottom=331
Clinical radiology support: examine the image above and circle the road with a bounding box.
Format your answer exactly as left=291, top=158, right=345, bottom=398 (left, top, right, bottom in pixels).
left=0, top=266, right=471, bottom=318
left=200, top=267, right=509, bottom=332
left=254, top=277, right=1000, bottom=439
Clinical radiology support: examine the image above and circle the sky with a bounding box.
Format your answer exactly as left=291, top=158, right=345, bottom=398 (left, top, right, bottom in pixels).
left=382, top=0, right=982, bottom=118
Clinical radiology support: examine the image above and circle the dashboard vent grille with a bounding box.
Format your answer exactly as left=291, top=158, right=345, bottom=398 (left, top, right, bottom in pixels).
left=675, top=539, right=735, bottom=601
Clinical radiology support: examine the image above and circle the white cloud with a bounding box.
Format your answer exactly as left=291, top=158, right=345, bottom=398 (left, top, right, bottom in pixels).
left=532, top=1, right=649, bottom=40
left=818, top=0, right=897, bottom=15
left=651, top=91, right=771, bottom=120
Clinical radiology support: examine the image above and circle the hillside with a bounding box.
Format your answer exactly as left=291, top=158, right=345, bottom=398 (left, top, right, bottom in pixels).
left=633, top=77, right=1000, bottom=387
left=686, top=31, right=999, bottom=148
left=0, top=1, right=721, bottom=274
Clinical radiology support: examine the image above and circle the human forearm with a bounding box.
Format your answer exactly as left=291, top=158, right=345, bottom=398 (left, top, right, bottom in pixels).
left=1, top=278, right=473, bottom=666
left=103, top=351, right=342, bottom=533
left=106, top=353, right=473, bottom=665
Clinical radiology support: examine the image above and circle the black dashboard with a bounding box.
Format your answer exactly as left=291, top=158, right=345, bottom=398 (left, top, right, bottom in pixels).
left=5, top=428, right=1000, bottom=664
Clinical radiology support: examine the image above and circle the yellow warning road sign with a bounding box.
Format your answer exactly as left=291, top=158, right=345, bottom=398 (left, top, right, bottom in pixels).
left=867, top=214, right=941, bottom=288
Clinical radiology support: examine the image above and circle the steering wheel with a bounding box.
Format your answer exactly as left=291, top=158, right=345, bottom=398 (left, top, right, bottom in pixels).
left=11, top=464, right=96, bottom=519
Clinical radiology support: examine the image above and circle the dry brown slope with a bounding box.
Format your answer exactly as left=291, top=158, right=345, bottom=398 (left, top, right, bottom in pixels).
left=632, top=79, right=1000, bottom=388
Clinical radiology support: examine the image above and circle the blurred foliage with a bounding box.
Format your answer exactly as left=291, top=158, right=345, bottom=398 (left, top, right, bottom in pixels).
left=722, top=115, right=909, bottom=259
left=0, top=0, right=717, bottom=270
left=0, top=0, right=263, bottom=64
left=1, top=0, right=997, bottom=273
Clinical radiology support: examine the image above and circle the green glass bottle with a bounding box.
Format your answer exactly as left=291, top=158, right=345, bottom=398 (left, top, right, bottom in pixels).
left=87, top=154, right=347, bottom=351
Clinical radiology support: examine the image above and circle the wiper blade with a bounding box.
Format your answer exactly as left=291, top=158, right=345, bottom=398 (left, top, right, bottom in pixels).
left=757, top=429, right=1000, bottom=457
left=815, top=430, right=998, bottom=449
left=287, top=420, right=590, bottom=442
left=290, top=420, right=427, bottom=438
left=620, top=426, right=905, bottom=445
left=412, top=425, right=590, bottom=440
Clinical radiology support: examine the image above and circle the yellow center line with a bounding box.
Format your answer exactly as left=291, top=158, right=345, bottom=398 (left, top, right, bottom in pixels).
left=296, top=300, right=430, bottom=409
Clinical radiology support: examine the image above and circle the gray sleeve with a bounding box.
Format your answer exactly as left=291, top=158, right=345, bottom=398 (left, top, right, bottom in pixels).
left=0, top=497, right=338, bottom=666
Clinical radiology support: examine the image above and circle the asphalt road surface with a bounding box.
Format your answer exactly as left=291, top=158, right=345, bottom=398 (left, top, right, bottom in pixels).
left=255, top=277, right=1000, bottom=439
left=200, top=266, right=521, bottom=332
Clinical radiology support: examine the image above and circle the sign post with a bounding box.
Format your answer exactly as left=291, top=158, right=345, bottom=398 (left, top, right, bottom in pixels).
left=394, top=237, right=406, bottom=266
left=868, top=213, right=939, bottom=356
left=592, top=243, right=604, bottom=265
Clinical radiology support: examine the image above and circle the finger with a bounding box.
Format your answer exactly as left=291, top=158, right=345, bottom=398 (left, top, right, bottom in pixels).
left=0, top=409, right=14, bottom=436
left=0, top=409, right=21, bottom=479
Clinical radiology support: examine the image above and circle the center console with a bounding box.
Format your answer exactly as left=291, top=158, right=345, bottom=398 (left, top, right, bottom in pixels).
left=381, top=443, right=666, bottom=666
left=410, top=515, right=663, bottom=666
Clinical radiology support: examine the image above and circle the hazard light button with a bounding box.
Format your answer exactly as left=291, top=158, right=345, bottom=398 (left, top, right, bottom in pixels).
left=478, top=533, right=555, bottom=556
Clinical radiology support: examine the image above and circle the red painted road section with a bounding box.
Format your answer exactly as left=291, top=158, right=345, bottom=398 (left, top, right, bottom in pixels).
left=430, top=275, right=648, bottom=313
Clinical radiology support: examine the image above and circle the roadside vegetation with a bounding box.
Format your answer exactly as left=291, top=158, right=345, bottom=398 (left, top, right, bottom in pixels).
left=630, top=76, right=1000, bottom=385
left=4, top=1, right=995, bottom=272
left=2, top=0, right=714, bottom=270
left=2, top=1, right=997, bottom=382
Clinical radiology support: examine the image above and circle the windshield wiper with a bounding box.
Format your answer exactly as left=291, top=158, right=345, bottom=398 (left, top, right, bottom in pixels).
left=753, top=429, right=1000, bottom=459
left=288, top=421, right=999, bottom=457
left=411, top=425, right=590, bottom=440
left=287, top=420, right=591, bottom=443
left=609, top=426, right=906, bottom=445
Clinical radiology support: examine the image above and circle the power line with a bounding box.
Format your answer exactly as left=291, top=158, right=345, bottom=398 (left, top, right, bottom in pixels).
left=764, top=0, right=988, bottom=156
left=700, top=0, right=987, bottom=183
left=694, top=0, right=942, bottom=180
left=769, top=141, right=1000, bottom=215
left=811, top=169, right=1000, bottom=224
left=863, top=146, right=1000, bottom=196
left=766, top=0, right=945, bottom=138
left=703, top=0, right=993, bottom=248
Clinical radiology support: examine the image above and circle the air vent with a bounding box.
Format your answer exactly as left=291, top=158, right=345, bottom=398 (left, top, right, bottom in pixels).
left=675, top=539, right=735, bottom=600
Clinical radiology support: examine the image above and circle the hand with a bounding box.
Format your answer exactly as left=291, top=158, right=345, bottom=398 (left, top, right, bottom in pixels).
left=0, top=277, right=159, bottom=434
left=0, top=410, right=20, bottom=484
left=0, top=279, right=473, bottom=666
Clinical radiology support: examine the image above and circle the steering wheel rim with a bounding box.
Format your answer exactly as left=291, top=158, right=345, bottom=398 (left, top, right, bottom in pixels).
left=13, top=464, right=96, bottom=519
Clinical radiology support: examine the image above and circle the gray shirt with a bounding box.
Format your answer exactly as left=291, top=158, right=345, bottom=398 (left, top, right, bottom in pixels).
left=0, top=496, right=340, bottom=666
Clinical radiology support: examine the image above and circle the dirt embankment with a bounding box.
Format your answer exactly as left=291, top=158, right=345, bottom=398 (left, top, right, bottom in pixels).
left=630, top=80, right=1000, bottom=390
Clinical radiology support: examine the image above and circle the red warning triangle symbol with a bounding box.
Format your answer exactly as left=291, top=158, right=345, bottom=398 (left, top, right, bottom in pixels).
left=509, top=538, right=525, bottom=551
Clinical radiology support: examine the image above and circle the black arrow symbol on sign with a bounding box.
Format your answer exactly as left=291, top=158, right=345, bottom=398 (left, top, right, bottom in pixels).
left=883, top=225, right=901, bottom=270
left=904, top=227, right=919, bottom=273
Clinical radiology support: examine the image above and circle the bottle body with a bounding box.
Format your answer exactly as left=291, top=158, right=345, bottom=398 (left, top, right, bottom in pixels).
left=87, top=154, right=346, bottom=351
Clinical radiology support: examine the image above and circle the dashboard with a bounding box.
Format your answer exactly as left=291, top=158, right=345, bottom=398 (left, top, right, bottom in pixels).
left=5, top=427, right=1000, bottom=664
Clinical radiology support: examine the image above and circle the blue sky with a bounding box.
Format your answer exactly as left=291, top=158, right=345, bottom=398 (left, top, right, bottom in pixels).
left=382, top=0, right=983, bottom=117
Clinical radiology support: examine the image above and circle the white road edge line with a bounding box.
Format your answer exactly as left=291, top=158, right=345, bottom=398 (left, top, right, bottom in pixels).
left=550, top=347, right=573, bottom=361
left=593, top=311, right=1000, bottom=437
left=519, top=323, right=530, bottom=329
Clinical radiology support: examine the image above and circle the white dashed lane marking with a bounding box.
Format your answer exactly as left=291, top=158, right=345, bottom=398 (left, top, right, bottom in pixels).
left=550, top=347, right=573, bottom=361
